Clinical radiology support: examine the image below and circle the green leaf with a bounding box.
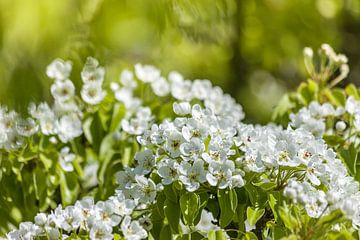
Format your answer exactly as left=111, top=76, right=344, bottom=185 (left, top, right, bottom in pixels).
left=90, top=113, right=106, bottom=153
left=272, top=94, right=295, bottom=124
left=234, top=203, right=246, bottom=232
left=345, top=84, right=360, bottom=100
left=98, top=133, right=115, bottom=185
left=164, top=199, right=180, bottom=234
left=206, top=197, right=220, bottom=219
left=244, top=184, right=267, bottom=208
left=159, top=225, right=172, bottom=240
left=339, top=143, right=358, bottom=175
left=193, top=193, right=210, bottom=226
left=39, top=153, right=53, bottom=171
left=268, top=192, right=281, bottom=222
left=33, top=167, right=48, bottom=210
left=110, top=103, right=126, bottom=132
left=246, top=207, right=265, bottom=226
left=83, top=117, right=94, bottom=144
left=297, top=80, right=318, bottom=105
left=151, top=193, right=166, bottom=239
left=324, top=88, right=346, bottom=107
left=323, top=135, right=345, bottom=147
left=252, top=181, right=277, bottom=191
left=278, top=204, right=299, bottom=231
left=180, top=192, right=200, bottom=226
left=218, top=188, right=238, bottom=228
left=59, top=171, right=80, bottom=206
left=243, top=232, right=258, bottom=240
left=315, top=209, right=344, bottom=228
left=113, top=234, right=124, bottom=240
left=164, top=184, right=178, bottom=203
left=208, top=230, right=227, bottom=240
left=265, top=222, right=288, bottom=239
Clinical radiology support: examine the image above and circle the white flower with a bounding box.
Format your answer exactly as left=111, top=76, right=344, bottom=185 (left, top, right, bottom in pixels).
left=206, top=161, right=234, bottom=189
left=305, top=159, right=324, bottom=186
left=170, top=77, right=193, bottom=101
left=202, top=142, right=228, bottom=163
left=239, top=151, right=266, bottom=173
left=89, top=201, right=121, bottom=227
left=132, top=176, right=157, bottom=204
left=165, top=130, right=185, bottom=157
left=151, top=77, right=170, bottom=96
left=173, top=102, right=191, bottom=116
left=195, top=210, right=220, bottom=232
left=179, top=160, right=207, bottom=192
left=50, top=79, right=75, bottom=102
left=74, top=197, right=95, bottom=219
left=121, top=216, right=147, bottom=240
left=305, top=191, right=328, bottom=218
left=345, top=96, right=360, bottom=115
left=180, top=138, right=205, bottom=158
left=182, top=118, right=208, bottom=141
left=157, top=158, right=179, bottom=185
left=135, top=64, right=160, bottom=83
left=134, top=149, right=155, bottom=175
left=120, top=69, right=137, bottom=89
left=110, top=191, right=136, bottom=216
left=16, top=118, right=38, bottom=137
left=116, top=168, right=136, bottom=190
left=48, top=228, right=60, bottom=240
left=354, top=114, right=360, bottom=131
left=59, top=147, right=75, bottom=172
left=89, top=222, right=113, bottom=240
left=83, top=162, right=99, bottom=189
left=53, top=100, right=80, bottom=114
left=121, top=118, right=149, bottom=135
left=46, top=59, right=72, bottom=80
left=289, top=108, right=325, bottom=137
left=191, top=80, right=212, bottom=100
left=114, top=87, right=136, bottom=107
left=7, top=222, right=40, bottom=240
left=39, top=115, right=57, bottom=135
left=57, top=114, right=83, bottom=143
left=81, top=57, right=105, bottom=84
left=81, top=82, right=106, bottom=105
left=230, top=174, right=245, bottom=188
left=274, top=138, right=301, bottom=167
left=60, top=206, right=83, bottom=231
left=168, top=71, right=183, bottom=83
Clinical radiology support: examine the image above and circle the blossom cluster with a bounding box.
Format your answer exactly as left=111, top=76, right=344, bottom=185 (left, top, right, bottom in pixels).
left=7, top=191, right=149, bottom=240
left=4, top=49, right=360, bottom=239
left=123, top=100, right=360, bottom=227
left=111, top=64, right=244, bottom=136
left=290, top=96, right=360, bottom=141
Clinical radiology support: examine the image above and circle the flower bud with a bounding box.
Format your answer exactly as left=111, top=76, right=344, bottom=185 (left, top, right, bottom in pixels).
left=335, top=121, right=346, bottom=131
left=173, top=102, right=191, bottom=116
left=34, top=213, right=47, bottom=226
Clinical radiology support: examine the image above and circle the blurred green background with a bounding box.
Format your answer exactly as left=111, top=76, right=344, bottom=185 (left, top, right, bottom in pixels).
left=1, top=0, right=360, bottom=123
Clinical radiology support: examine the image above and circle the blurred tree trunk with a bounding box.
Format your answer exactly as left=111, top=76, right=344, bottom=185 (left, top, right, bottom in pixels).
left=341, top=11, right=360, bottom=87
left=228, top=0, right=247, bottom=98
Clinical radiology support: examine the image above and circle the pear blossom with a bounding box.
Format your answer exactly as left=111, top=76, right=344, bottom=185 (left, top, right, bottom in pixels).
left=58, top=147, right=75, bottom=172
left=46, top=59, right=72, bottom=80
left=135, top=64, right=160, bottom=83
left=50, top=79, right=75, bottom=102
left=173, top=102, right=191, bottom=116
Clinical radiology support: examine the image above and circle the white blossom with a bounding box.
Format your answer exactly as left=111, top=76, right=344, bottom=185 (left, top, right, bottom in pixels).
left=46, top=59, right=72, bottom=81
